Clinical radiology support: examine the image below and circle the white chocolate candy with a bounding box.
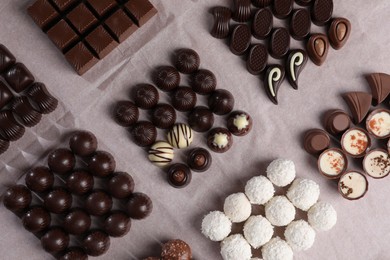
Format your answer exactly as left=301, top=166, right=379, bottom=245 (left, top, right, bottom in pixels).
left=233, top=114, right=249, bottom=131
left=341, top=129, right=369, bottom=156
left=213, top=133, right=229, bottom=148
left=167, top=123, right=194, bottom=149
left=148, top=141, right=174, bottom=167
left=318, top=149, right=346, bottom=177
left=366, top=111, right=390, bottom=137
left=338, top=171, right=368, bottom=199
left=363, top=150, right=390, bottom=178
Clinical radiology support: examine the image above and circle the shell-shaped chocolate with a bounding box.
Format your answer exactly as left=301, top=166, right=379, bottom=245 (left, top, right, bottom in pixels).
left=286, top=49, right=308, bottom=89
left=208, top=89, right=235, bottom=115
left=311, top=0, right=333, bottom=25
left=251, top=0, right=272, bottom=7
left=114, top=100, right=139, bottom=127
left=174, top=49, right=200, bottom=74
left=290, top=9, right=311, bottom=40
left=211, top=7, right=232, bottom=39
left=11, top=96, right=42, bottom=127
left=27, top=82, right=58, bottom=114
left=82, top=230, right=110, bottom=257
left=273, top=0, right=293, bottom=19
left=307, top=34, right=329, bottom=66
left=269, top=28, right=290, bottom=59
left=230, top=24, right=251, bottom=55
left=167, top=123, right=194, bottom=149
left=328, top=17, right=351, bottom=50
left=247, top=44, right=268, bottom=75
left=171, top=87, right=197, bottom=112
left=131, top=121, right=157, bottom=147
left=0, top=138, right=10, bottom=154
left=191, top=69, right=217, bottom=95
left=232, top=0, right=251, bottom=22
left=153, top=66, right=180, bottom=91
left=148, top=141, right=174, bottom=167
left=167, top=163, right=192, bottom=188
left=0, top=81, right=14, bottom=109
left=0, top=110, right=25, bottom=141
left=264, top=65, right=285, bottom=105
left=252, top=8, right=273, bottom=39
left=151, top=103, right=176, bottom=129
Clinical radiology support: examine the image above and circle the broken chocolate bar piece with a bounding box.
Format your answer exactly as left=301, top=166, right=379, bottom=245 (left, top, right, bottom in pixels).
left=124, top=0, right=157, bottom=27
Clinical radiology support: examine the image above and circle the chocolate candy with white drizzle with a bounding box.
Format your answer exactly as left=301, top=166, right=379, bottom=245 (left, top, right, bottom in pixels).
left=286, top=49, right=308, bottom=89
left=148, top=141, right=174, bottom=167
left=264, top=65, right=285, bottom=105
left=167, top=123, right=194, bottom=149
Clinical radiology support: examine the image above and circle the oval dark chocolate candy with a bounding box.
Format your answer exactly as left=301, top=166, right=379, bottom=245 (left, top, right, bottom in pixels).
left=26, top=82, right=58, bottom=114
left=252, top=8, right=273, bottom=39
left=191, top=69, right=217, bottom=95
left=11, top=96, right=42, bottom=127
left=87, top=151, right=116, bottom=178
left=269, top=28, right=290, bottom=59
left=187, top=148, right=212, bottom=172
left=126, top=192, right=153, bottom=219
left=153, top=66, right=180, bottom=92
left=295, top=0, right=312, bottom=6
left=311, top=0, right=333, bottom=26
left=208, top=89, right=235, bottom=115
left=264, top=65, right=285, bottom=105
left=290, top=9, right=311, bottom=40
left=306, top=33, right=329, bottom=66
left=174, top=48, right=200, bottom=74
left=131, top=121, right=157, bottom=147
left=252, top=0, right=272, bottom=7
left=167, top=163, right=192, bottom=188
left=47, top=148, right=76, bottom=174
left=25, top=166, right=55, bottom=193
left=0, top=110, right=25, bottom=141
left=151, top=103, right=176, bottom=129
left=114, top=100, right=139, bottom=127
left=328, top=18, right=351, bottom=50
left=3, top=185, right=32, bottom=212
left=69, top=130, right=98, bottom=157
left=273, top=0, right=293, bottom=19
left=22, top=206, right=51, bottom=233
left=230, top=24, right=251, bottom=56
left=286, top=49, right=308, bottom=89
left=210, top=6, right=232, bottom=39
left=171, top=87, right=197, bottom=112
left=132, top=84, right=159, bottom=109
left=82, top=230, right=110, bottom=256
left=41, top=227, right=70, bottom=254
left=188, top=106, right=214, bottom=132
left=232, top=0, right=251, bottom=22
left=247, top=44, right=268, bottom=75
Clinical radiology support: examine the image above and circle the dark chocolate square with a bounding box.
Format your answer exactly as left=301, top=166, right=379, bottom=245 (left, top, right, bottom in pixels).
left=0, top=81, right=14, bottom=109
left=86, top=0, right=117, bottom=17
left=124, top=0, right=157, bottom=26
left=51, top=0, right=78, bottom=12
left=4, top=63, right=35, bottom=93
left=47, top=20, right=79, bottom=52
left=0, top=44, right=16, bottom=73
left=67, top=3, right=98, bottom=34
left=105, top=9, right=137, bottom=43
left=85, top=26, right=118, bottom=59
left=27, top=0, right=59, bottom=29
left=65, top=42, right=99, bottom=75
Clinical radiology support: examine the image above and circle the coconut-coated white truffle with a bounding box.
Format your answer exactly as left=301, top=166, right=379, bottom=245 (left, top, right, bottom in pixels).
left=265, top=196, right=296, bottom=226
left=251, top=258, right=263, bottom=260
left=284, top=220, right=316, bottom=251
left=262, top=237, right=293, bottom=260
left=308, top=201, right=337, bottom=231
left=220, top=234, right=252, bottom=260
left=266, top=159, right=296, bottom=187
left=286, top=178, right=320, bottom=211
left=243, top=215, right=274, bottom=249
left=223, top=193, right=252, bottom=223
left=245, top=176, right=275, bottom=205
left=201, top=211, right=232, bottom=241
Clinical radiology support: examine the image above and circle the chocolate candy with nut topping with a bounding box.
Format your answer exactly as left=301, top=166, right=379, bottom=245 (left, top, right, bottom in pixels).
left=318, top=148, right=348, bottom=179
left=363, top=149, right=390, bottom=179
left=174, top=48, right=200, bottom=74
left=208, top=89, right=234, bottom=115
left=365, top=73, right=390, bottom=105
left=227, top=111, right=253, bottom=136
left=152, top=103, right=177, bottom=129
left=328, top=18, right=351, bottom=50
left=338, top=171, right=368, bottom=200
left=286, top=49, right=308, bottom=89
left=323, top=109, right=351, bottom=135
left=131, top=121, right=157, bottom=147
left=207, top=127, right=233, bottom=153
left=114, top=101, right=139, bottom=127
left=304, top=129, right=330, bottom=155
left=341, top=128, right=371, bottom=158
left=264, top=65, right=285, bottom=105
left=25, top=166, right=54, bottom=193
left=187, top=148, right=212, bottom=172
left=211, top=7, right=231, bottom=39
left=191, top=69, right=217, bottom=95
left=366, top=109, right=390, bottom=139
left=153, top=66, right=180, bottom=92
left=3, top=185, right=32, bottom=212
left=307, top=34, right=329, bottom=66
left=133, top=84, right=159, bottom=109
left=188, top=106, right=214, bottom=132
left=343, top=92, right=372, bottom=124
left=69, top=130, right=98, bottom=157
left=126, top=192, right=153, bottom=219
left=167, top=163, right=192, bottom=188
left=161, top=239, right=192, bottom=260
left=48, top=148, right=76, bottom=174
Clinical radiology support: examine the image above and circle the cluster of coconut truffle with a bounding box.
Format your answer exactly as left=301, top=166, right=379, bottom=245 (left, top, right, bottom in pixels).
left=201, top=159, right=337, bottom=260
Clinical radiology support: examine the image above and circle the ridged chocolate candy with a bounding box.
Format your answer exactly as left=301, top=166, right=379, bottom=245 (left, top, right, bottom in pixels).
left=264, top=65, right=285, bottom=105
left=85, top=190, right=113, bottom=216
left=167, top=163, right=192, bottom=188
left=104, top=211, right=131, bottom=237
left=252, top=8, right=273, bottom=39
left=22, top=206, right=51, bottom=233
left=41, top=227, right=70, bottom=254
left=82, top=230, right=110, bottom=256
left=366, top=73, right=390, bottom=104
left=232, top=0, right=251, bottom=22
left=44, top=187, right=73, bottom=214
left=188, top=106, right=214, bottom=132
left=69, top=130, right=98, bottom=157
left=328, top=18, right=351, bottom=50
left=311, top=0, right=333, bottom=26
left=25, top=166, right=54, bottom=193
left=307, top=34, right=329, bottom=66
left=286, top=49, right=308, bottom=89
left=247, top=44, right=268, bottom=75
left=208, top=89, right=234, bottom=115
left=126, top=192, right=153, bottom=219
left=230, top=24, right=251, bottom=55
left=290, top=9, right=311, bottom=40
left=187, top=148, right=212, bottom=172
left=151, top=103, right=176, bottom=129
left=26, top=82, right=58, bottom=114
left=114, top=100, right=139, bottom=127
left=273, top=0, right=293, bottom=19
left=343, top=92, right=372, bottom=124
left=211, top=7, right=231, bottom=39
left=171, top=87, right=197, bottom=112
left=191, top=69, right=217, bottom=95
left=153, top=66, right=180, bottom=91
left=63, top=208, right=91, bottom=235
left=269, top=28, right=290, bottom=59
left=66, top=170, right=94, bottom=195
left=174, top=49, right=200, bottom=74
left=207, top=127, right=233, bottom=153
left=3, top=185, right=32, bottom=212
left=0, top=81, right=13, bottom=109
left=133, top=84, right=159, bottom=109
left=48, top=148, right=76, bottom=174
left=108, top=172, right=135, bottom=199
left=11, top=96, right=42, bottom=127
left=60, top=247, right=88, bottom=260
left=87, top=151, right=116, bottom=178
left=131, top=121, right=157, bottom=147
left=0, top=110, right=25, bottom=141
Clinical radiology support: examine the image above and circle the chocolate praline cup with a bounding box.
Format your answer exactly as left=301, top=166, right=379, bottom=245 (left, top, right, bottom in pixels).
left=167, top=163, right=192, bottom=188
left=187, top=148, right=212, bottom=172
left=323, top=109, right=351, bottom=136
left=317, top=148, right=348, bottom=179
left=303, top=129, right=330, bottom=155
left=340, top=127, right=371, bottom=158
left=226, top=110, right=253, bottom=136
left=338, top=171, right=368, bottom=200
left=365, top=109, right=390, bottom=139
left=363, top=149, right=390, bottom=179
left=207, top=127, right=233, bottom=153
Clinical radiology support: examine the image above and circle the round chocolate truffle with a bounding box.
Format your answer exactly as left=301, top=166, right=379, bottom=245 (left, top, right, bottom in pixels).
left=85, top=190, right=113, bottom=216
left=114, top=100, right=139, bottom=127
left=167, top=123, right=194, bottom=149
left=69, top=130, right=98, bottom=157
left=66, top=170, right=94, bottom=195
left=22, top=206, right=51, bottom=233
left=87, top=151, right=116, bottom=178
left=44, top=187, right=73, bottom=214
left=41, top=227, right=70, bottom=254
left=126, top=192, right=153, bottom=219
left=188, top=106, right=214, bottom=132
left=151, top=103, right=176, bottom=129
left=63, top=208, right=91, bottom=235
left=60, top=247, right=88, bottom=260
left=207, top=127, right=233, bottom=153
left=107, top=172, right=135, bottom=199
left=171, top=87, right=197, bottom=112
left=82, top=230, right=110, bottom=256
left=191, top=69, right=217, bottom=95
left=103, top=210, right=131, bottom=237
left=187, top=148, right=212, bottom=172
left=25, top=166, right=54, bottom=193
left=161, top=239, right=192, bottom=260
left=131, top=121, right=157, bottom=147
left=174, top=48, right=200, bottom=74
left=133, top=84, right=159, bottom=109
left=148, top=141, right=175, bottom=167
left=167, top=163, right=192, bottom=188
left=153, top=66, right=180, bottom=91
left=3, top=185, right=32, bottom=212
left=47, top=148, right=76, bottom=174
left=227, top=110, right=253, bottom=136
left=208, top=89, right=235, bottom=115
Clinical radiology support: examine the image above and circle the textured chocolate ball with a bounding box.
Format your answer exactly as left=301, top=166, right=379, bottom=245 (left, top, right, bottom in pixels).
left=131, top=121, right=157, bottom=147
left=174, top=48, right=200, bottom=74
left=187, top=148, right=212, bottom=172
left=41, top=227, right=70, bottom=254
left=114, top=101, right=139, bottom=127
left=87, top=151, right=116, bottom=177
left=22, top=206, right=51, bottom=233
left=66, top=170, right=94, bottom=195
left=133, top=84, right=159, bottom=109
left=85, top=190, right=113, bottom=216
left=3, top=185, right=32, bottom=212
left=153, top=66, right=180, bottom=91
left=171, top=87, right=197, bottom=112
left=69, top=130, right=98, bottom=157
left=126, top=192, right=153, bottom=219
left=25, top=166, right=54, bottom=193
left=167, top=163, right=192, bottom=188
left=48, top=148, right=76, bottom=174
left=108, top=172, right=135, bottom=199
left=161, top=239, right=192, bottom=260
left=207, top=127, right=233, bottom=153
left=227, top=110, right=253, bottom=136
left=59, top=247, right=88, bottom=260
left=104, top=211, right=131, bottom=237
left=63, top=208, right=91, bottom=235
left=43, top=187, right=72, bottom=214
left=208, top=89, right=235, bottom=115
left=191, top=69, right=217, bottom=95
left=82, top=230, right=110, bottom=256
left=188, top=106, right=214, bottom=132
left=151, top=103, right=176, bottom=129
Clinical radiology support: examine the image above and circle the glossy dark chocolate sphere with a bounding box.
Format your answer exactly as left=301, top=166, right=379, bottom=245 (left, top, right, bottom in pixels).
left=161, top=239, right=192, bottom=260
left=87, top=151, right=116, bottom=178
left=25, top=166, right=54, bottom=193
left=69, top=130, right=98, bottom=157
left=151, top=103, right=176, bottom=129
left=133, top=84, right=159, bottom=109
left=59, top=247, right=88, bottom=260
left=41, top=227, right=70, bottom=254
left=191, top=69, right=217, bottom=95
left=171, top=87, right=197, bottom=112
left=131, top=121, right=157, bottom=147
left=22, top=206, right=51, bottom=233
left=208, top=89, right=235, bottom=115
left=85, top=190, right=113, bottom=216
left=43, top=187, right=72, bottom=214
left=114, top=100, right=139, bottom=127
left=63, top=208, right=91, bottom=235
left=66, top=170, right=94, bottom=195
left=188, top=106, right=214, bottom=132
left=82, top=230, right=110, bottom=256
left=104, top=211, right=131, bottom=237
left=167, top=163, right=192, bottom=188
left=174, top=48, right=200, bottom=74
left=47, top=148, right=76, bottom=174
left=153, top=66, right=180, bottom=91
left=3, top=185, right=32, bottom=212
left=187, top=148, right=212, bottom=172
left=108, top=172, right=135, bottom=199
left=126, top=192, right=153, bottom=219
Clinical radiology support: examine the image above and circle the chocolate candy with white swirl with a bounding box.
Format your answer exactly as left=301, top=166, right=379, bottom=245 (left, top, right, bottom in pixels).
left=207, top=127, right=233, bottom=153
left=227, top=111, right=253, bottom=136
left=264, top=65, right=285, bottom=105
left=148, top=141, right=174, bottom=167
left=167, top=123, right=194, bottom=149
left=286, top=49, right=308, bottom=89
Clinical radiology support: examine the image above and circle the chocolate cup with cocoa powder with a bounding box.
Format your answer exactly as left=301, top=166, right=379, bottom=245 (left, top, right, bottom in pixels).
left=318, top=148, right=348, bottom=179
left=365, top=109, right=390, bottom=139
left=340, top=127, right=371, bottom=158
left=363, top=148, right=390, bottom=179
left=338, top=171, right=368, bottom=200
